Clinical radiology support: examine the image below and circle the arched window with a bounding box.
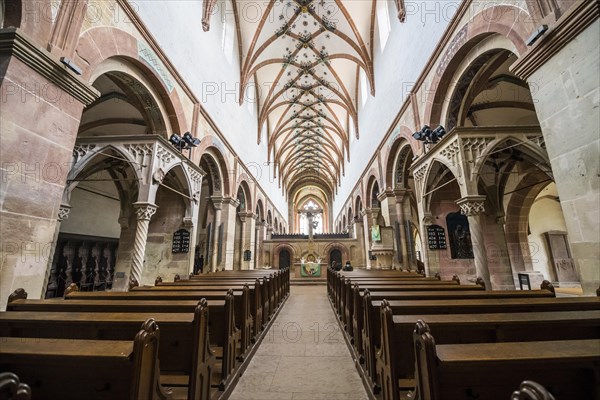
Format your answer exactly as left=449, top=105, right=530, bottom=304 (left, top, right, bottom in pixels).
left=377, top=0, right=391, bottom=51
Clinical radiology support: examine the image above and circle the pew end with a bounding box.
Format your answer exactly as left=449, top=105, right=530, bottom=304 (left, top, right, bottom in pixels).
left=540, top=280, right=555, bottom=296
left=63, top=283, right=79, bottom=296
left=129, top=277, right=139, bottom=290
left=476, top=277, right=486, bottom=290
left=511, top=380, right=556, bottom=400
left=7, top=289, right=27, bottom=304
left=0, top=372, right=32, bottom=400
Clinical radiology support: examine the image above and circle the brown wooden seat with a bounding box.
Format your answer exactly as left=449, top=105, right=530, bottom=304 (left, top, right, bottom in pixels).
left=377, top=305, right=600, bottom=400
left=2, top=298, right=215, bottom=400
left=361, top=295, right=600, bottom=394
left=0, top=319, right=170, bottom=400
left=413, top=321, right=600, bottom=400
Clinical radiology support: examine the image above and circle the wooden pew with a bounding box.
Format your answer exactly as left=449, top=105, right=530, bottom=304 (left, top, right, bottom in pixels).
left=0, top=301, right=214, bottom=400
left=139, top=283, right=259, bottom=351
left=0, top=319, right=171, bottom=400
left=336, top=276, right=463, bottom=322
left=377, top=305, right=600, bottom=400
left=413, top=321, right=600, bottom=400
left=347, top=283, right=484, bottom=361
left=362, top=296, right=600, bottom=394
left=65, top=288, right=239, bottom=388
left=0, top=372, right=31, bottom=400
left=341, top=280, right=482, bottom=332
left=184, top=275, right=280, bottom=322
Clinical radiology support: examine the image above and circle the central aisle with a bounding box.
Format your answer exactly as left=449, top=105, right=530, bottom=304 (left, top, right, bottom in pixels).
left=229, top=285, right=369, bottom=400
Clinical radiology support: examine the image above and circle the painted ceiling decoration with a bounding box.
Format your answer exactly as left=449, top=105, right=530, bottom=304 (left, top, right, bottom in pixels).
left=201, top=1, right=407, bottom=200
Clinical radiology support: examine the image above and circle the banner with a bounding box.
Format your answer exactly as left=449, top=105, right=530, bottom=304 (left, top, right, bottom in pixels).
left=371, top=225, right=381, bottom=242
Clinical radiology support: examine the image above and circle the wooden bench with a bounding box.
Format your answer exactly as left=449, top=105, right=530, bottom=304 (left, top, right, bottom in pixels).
left=188, top=269, right=290, bottom=305
left=181, top=276, right=280, bottom=323
left=341, top=281, right=483, bottom=332
left=0, top=303, right=215, bottom=400
left=352, top=285, right=554, bottom=369
left=9, top=289, right=238, bottom=395
left=0, top=372, right=31, bottom=400
left=65, top=286, right=252, bottom=359
left=362, top=296, right=600, bottom=394
left=138, top=283, right=260, bottom=350
left=0, top=318, right=171, bottom=400
left=413, top=321, right=600, bottom=400
left=377, top=306, right=600, bottom=400
left=335, top=276, right=463, bottom=322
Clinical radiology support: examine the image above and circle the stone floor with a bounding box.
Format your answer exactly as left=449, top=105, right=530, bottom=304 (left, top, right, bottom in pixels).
left=228, top=285, right=369, bottom=399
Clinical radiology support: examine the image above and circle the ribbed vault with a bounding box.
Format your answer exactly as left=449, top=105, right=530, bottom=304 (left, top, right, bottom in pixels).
left=205, top=0, right=378, bottom=201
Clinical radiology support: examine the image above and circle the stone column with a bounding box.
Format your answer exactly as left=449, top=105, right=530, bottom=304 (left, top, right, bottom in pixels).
left=420, top=212, right=434, bottom=276
left=44, top=204, right=72, bottom=297
left=131, top=203, right=158, bottom=286
left=220, top=197, right=239, bottom=271
left=394, top=189, right=410, bottom=269
left=238, top=212, right=249, bottom=269
left=255, top=220, right=266, bottom=267
left=362, top=209, right=373, bottom=269
left=511, top=1, right=599, bottom=295
left=0, top=30, right=97, bottom=310
left=248, top=214, right=257, bottom=270
left=457, top=196, right=491, bottom=290
left=210, top=197, right=224, bottom=272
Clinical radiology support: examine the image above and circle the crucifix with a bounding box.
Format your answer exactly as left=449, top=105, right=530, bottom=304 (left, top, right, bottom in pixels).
left=298, top=206, right=323, bottom=239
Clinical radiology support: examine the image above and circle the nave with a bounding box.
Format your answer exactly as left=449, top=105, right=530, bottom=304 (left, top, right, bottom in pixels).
left=2, top=267, right=598, bottom=400
left=229, top=285, right=368, bottom=400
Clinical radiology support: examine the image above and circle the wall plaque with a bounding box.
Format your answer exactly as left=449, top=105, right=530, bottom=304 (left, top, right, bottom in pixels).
left=427, top=225, right=447, bottom=250
left=172, top=229, right=191, bottom=254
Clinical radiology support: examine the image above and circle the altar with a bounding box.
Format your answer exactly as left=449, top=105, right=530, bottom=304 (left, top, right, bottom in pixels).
left=300, top=262, right=321, bottom=277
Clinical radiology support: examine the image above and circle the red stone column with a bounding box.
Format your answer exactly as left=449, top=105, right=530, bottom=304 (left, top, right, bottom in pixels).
left=0, top=29, right=98, bottom=310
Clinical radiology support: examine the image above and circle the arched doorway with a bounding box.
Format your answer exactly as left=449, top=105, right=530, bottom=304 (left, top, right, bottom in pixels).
left=279, top=250, right=291, bottom=270
left=329, top=248, right=342, bottom=267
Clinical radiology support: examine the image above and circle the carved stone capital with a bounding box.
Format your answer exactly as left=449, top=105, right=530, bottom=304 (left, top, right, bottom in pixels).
left=57, top=204, right=71, bottom=222
left=118, top=216, right=130, bottom=229
left=377, top=189, right=395, bottom=203
left=393, top=188, right=411, bottom=202
left=133, top=202, right=158, bottom=221
left=222, top=196, right=240, bottom=208
left=456, top=195, right=487, bottom=217
left=183, top=216, right=194, bottom=228
left=211, top=196, right=224, bottom=210
left=422, top=213, right=434, bottom=226
left=152, top=168, right=166, bottom=184
left=238, top=211, right=255, bottom=223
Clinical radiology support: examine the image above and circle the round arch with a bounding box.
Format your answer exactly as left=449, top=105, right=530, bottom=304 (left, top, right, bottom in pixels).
left=76, top=27, right=187, bottom=134
left=199, top=147, right=231, bottom=197
left=366, top=175, right=381, bottom=209
left=424, top=5, right=531, bottom=126
left=385, top=129, right=419, bottom=189
left=273, top=243, right=298, bottom=269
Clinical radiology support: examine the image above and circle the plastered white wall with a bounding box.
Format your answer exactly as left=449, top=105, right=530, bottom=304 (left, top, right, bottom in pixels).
left=135, top=0, right=287, bottom=215
left=334, top=1, right=457, bottom=215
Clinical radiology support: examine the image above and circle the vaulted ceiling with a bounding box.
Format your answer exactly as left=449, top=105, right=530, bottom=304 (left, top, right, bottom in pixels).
left=203, top=0, right=394, bottom=202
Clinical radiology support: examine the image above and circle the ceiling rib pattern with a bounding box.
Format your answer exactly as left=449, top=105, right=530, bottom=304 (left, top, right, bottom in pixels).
left=233, top=0, right=375, bottom=199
